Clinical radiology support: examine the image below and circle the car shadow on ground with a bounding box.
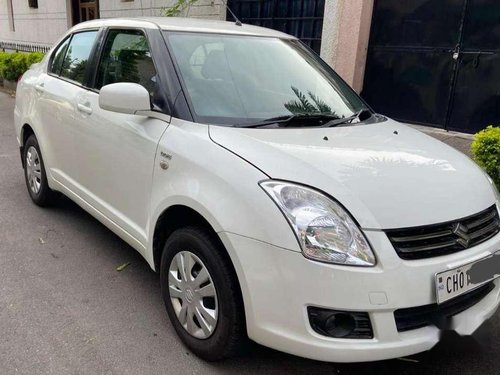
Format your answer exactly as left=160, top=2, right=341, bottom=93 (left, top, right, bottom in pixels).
left=49, top=195, right=499, bottom=374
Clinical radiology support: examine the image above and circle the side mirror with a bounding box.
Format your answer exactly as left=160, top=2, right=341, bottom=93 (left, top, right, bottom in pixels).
left=99, top=82, right=151, bottom=115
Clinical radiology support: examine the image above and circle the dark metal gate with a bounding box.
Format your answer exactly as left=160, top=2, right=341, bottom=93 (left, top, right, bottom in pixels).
left=362, top=0, right=500, bottom=133
left=227, top=0, right=325, bottom=54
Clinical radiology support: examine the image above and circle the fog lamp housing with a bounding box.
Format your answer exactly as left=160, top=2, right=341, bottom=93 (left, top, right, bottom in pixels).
left=307, top=306, right=373, bottom=339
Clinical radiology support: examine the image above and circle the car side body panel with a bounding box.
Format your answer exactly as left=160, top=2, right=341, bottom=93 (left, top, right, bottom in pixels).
left=71, top=89, right=169, bottom=251
left=147, top=118, right=300, bottom=269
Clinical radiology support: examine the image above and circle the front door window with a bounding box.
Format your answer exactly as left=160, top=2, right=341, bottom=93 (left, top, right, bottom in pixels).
left=95, top=29, right=157, bottom=96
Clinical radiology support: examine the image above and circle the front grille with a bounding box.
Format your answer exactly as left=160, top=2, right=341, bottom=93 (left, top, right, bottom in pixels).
left=386, top=205, right=500, bottom=260
left=394, top=282, right=495, bottom=332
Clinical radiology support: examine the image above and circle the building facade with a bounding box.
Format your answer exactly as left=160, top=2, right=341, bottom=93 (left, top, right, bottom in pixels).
left=0, top=1, right=370, bottom=91
left=1, top=0, right=498, bottom=134
left=0, top=1, right=226, bottom=48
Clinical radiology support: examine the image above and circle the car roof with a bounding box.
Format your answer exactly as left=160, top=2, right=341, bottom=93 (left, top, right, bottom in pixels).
left=71, top=17, right=295, bottom=39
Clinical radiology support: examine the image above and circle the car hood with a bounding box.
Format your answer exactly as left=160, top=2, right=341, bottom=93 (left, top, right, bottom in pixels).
left=209, top=119, right=497, bottom=229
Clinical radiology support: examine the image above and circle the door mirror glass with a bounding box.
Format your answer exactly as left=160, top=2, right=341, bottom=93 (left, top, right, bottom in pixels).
left=98, top=82, right=151, bottom=114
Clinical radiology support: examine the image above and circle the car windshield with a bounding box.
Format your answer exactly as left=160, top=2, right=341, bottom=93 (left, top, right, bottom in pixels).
left=166, top=32, right=369, bottom=127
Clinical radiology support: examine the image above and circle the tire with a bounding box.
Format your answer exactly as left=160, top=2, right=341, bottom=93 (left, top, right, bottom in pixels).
left=160, top=227, right=246, bottom=361
left=23, top=134, right=58, bottom=206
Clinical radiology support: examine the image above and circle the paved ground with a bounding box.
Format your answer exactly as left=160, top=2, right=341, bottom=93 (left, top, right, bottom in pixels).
left=409, top=123, right=474, bottom=157
left=0, top=90, right=498, bottom=374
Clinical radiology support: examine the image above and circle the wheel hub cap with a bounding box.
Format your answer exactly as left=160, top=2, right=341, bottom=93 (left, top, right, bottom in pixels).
left=185, top=288, right=194, bottom=303
left=26, top=146, right=42, bottom=194
left=168, top=251, right=218, bottom=339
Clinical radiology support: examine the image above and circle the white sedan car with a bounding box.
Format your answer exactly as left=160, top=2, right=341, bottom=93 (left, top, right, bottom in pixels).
left=14, top=17, right=500, bottom=362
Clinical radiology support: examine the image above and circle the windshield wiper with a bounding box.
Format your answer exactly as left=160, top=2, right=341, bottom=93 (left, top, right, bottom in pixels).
left=234, top=113, right=341, bottom=128
left=321, top=108, right=372, bottom=128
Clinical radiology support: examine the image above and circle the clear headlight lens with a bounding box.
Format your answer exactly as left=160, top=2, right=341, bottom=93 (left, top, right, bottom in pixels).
left=260, top=181, right=376, bottom=266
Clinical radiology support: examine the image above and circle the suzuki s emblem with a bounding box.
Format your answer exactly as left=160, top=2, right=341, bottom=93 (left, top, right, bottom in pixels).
left=453, top=223, right=470, bottom=248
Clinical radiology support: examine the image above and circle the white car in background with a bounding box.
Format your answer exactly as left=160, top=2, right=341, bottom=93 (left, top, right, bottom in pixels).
left=14, top=17, right=500, bottom=362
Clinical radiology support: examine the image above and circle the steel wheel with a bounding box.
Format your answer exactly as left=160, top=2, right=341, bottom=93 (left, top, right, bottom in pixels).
left=26, top=146, right=42, bottom=195
left=168, top=251, right=218, bottom=339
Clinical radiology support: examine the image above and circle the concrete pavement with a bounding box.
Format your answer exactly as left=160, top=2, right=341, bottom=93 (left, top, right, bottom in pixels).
left=409, top=123, right=474, bottom=157
left=0, top=90, right=498, bottom=374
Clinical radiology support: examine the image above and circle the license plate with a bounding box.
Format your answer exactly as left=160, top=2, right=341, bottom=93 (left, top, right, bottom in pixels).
left=435, top=251, right=500, bottom=304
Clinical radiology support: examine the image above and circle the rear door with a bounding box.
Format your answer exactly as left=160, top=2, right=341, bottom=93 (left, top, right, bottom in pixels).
left=73, top=28, right=170, bottom=250
left=37, top=30, right=99, bottom=188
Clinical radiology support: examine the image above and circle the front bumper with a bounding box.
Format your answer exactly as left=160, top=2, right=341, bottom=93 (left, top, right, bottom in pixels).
left=219, top=229, right=500, bottom=363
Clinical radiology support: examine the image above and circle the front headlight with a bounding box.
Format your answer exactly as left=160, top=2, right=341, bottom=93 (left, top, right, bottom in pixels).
left=260, top=181, right=376, bottom=267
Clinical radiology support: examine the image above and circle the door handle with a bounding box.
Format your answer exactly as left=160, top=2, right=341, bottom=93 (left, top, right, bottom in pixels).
left=35, top=83, right=45, bottom=93
left=77, top=103, right=93, bottom=115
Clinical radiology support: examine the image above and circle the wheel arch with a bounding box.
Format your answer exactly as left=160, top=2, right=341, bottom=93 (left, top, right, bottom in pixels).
left=152, top=204, right=218, bottom=272
left=19, top=123, right=36, bottom=168
left=152, top=203, right=247, bottom=323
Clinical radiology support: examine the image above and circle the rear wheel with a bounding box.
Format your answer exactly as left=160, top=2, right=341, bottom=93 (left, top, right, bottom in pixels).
left=160, top=227, right=246, bottom=361
left=24, top=135, right=58, bottom=206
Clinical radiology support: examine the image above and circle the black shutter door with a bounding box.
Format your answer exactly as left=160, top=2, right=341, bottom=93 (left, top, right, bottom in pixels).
left=227, top=0, right=325, bottom=54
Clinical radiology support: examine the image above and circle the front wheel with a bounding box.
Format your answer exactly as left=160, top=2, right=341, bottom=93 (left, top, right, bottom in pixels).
left=160, top=227, right=246, bottom=361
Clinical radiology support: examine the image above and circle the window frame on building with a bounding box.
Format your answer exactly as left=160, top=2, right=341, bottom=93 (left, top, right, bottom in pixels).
left=6, top=0, right=15, bottom=31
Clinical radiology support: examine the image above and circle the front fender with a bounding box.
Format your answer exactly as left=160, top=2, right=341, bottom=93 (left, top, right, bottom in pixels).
left=147, top=119, right=300, bottom=268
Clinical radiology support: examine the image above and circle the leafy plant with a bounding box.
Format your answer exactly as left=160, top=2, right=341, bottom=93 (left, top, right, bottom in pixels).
left=471, top=126, right=500, bottom=191
left=0, top=51, right=44, bottom=81
left=0, top=52, right=7, bottom=79
left=284, top=86, right=338, bottom=117
left=285, top=86, right=316, bottom=113
left=161, top=0, right=199, bottom=17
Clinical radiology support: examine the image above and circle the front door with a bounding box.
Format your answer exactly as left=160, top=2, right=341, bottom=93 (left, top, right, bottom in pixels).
left=73, top=29, right=167, bottom=250
left=363, top=0, right=500, bottom=134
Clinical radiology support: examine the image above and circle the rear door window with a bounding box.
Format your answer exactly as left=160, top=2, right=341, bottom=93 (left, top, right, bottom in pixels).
left=49, top=37, right=70, bottom=75
left=60, top=31, right=98, bottom=85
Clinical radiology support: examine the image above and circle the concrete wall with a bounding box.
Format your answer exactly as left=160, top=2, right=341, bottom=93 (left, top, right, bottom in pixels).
left=0, top=0, right=70, bottom=46
left=0, top=0, right=372, bottom=93
left=0, top=0, right=226, bottom=47
left=320, top=0, right=374, bottom=93
left=99, top=0, right=225, bottom=20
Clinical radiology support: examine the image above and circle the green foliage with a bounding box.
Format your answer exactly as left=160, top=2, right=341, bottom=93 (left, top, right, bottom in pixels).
left=0, top=51, right=45, bottom=81
left=285, top=86, right=316, bottom=113
left=471, top=126, right=500, bottom=191
left=308, top=92, right=332, bottom=114
left=161, top=0, right=199, bottom=17
left=0, top=53, right=7, bottom=79
left=284, top=86, right=338, bottom=117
